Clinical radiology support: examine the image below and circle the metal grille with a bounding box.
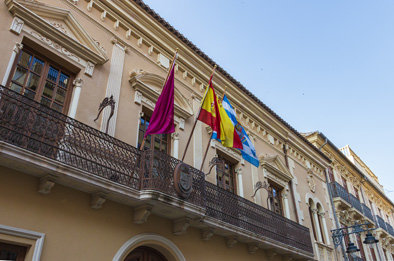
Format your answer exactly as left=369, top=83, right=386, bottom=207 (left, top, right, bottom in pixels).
left=362, top=204, right=374, bottom=221
left=376, top=215, right=387, bottom=231
left=349, top=194, right=363, bottom=213
left=140, top=149, right=205, bottom=207
left=205, top=182, right=313, bottom=253
left=330, top=182, right=351, bottom=205
left=0, top=86, right=140, bottom=188
left=386, top=222, right=394, bottom=237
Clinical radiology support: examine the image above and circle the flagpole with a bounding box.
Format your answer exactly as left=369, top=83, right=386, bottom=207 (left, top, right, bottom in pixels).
left=139, top=48, right=179, bottom=151
left=199, top=86, right=228, bottom=171
left=181, top=65, right=217, bottom=162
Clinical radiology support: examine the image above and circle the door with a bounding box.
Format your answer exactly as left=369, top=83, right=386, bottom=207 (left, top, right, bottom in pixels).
left=124, top=246, right=167, bottom=261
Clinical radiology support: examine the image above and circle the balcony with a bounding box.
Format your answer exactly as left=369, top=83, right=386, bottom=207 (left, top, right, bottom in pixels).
left=330, top=182, right=352, bottom=209
left=0, top=86, right=313, bottom=257
left=376, top=215, right=387, bottom=231
left=386, top=222, right=394, bottom=238
left=349, top=194, right=363, bottom=219
left=362, top=204, right=374, bottom=223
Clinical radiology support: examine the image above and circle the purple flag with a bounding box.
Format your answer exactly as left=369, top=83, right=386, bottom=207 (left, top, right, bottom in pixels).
left=144, top=65, right=175, bottom=137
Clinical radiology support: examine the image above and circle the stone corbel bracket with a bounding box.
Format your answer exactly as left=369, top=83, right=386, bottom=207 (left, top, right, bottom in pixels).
left=91, top=192, right=107, bottom=209
left=38, top=175, right=58, bottom=194
left=173, top=217, right=191, bottom=235
left=133, top=204, right=153, bottom=224
left=247, top=243, right=258, bottom=254
left=201, top=228, right=214, bottom=241
left=226, top=236, right=238, bottom=248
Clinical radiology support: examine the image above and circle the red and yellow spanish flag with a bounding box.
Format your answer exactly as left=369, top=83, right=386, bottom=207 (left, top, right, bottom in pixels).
left=198, top=77, right=242, bottom=149
left=198, top=79, right=222, bottom=140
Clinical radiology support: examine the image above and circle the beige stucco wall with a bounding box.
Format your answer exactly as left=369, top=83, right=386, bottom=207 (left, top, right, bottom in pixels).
left=1, top=166, right=289, bottom=261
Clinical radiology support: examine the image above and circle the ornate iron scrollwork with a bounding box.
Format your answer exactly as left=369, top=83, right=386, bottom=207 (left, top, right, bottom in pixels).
left=205, top=156, right=221, bottom=176
left=94, top=95, right=116, bottom=134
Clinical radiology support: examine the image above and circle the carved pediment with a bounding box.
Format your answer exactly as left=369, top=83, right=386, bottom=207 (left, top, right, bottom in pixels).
left=260, top=154, right=293, bottom=184
left=130, top=70, right=194, bottom=120
left=6, top=0, right=108, bottom=65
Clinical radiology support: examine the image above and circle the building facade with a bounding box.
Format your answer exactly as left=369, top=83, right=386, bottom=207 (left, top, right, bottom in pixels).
left=305, top=132, right=394, bottom=260
left=0, top=0, right=338, bottom=260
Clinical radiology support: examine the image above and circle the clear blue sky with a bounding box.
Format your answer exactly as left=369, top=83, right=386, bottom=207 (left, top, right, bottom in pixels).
left=143, top=0, right=394, bottom=201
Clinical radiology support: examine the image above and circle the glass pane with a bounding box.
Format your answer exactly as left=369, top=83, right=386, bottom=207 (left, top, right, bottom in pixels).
left=59, top=72, right=70, bottom=89
left=42, top=81, right=55, bottom=98
left=40, top=97, right=51, bottom=107
left=23, top=89, right=35, bottom=100
left=31, top=57, right=44, bottom=74
left=27, top=73, right=40, bottom=91
left=18, top=51, right=32, bottom=68
left=51, top=103, right=63, bottom=112
left=12, top=66, right=27, bottom=85
left=9, top=83, right=22, bottom=93
left=55, top=87, right=66, bottom=104
left=47, top=66, right=59, bottom=82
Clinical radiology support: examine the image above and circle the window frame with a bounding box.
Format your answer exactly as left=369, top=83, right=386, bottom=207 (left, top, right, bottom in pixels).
left=268, top=182, right=283, bottom=216
left=138, top=112, right=171, bottom=154
left=6, top=46, right=74, bottom=114
left=216, top=155, right=237, bottom=194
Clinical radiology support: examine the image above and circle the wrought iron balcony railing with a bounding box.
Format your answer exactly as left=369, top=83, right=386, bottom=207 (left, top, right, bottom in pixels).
left=362, top=204, right=374, bottom=222
left=349, top=194, right=363, bottom=214
left=0, top=86, right=313, bottom=254
left=386, top=222, right=394, bottom=237
left=375, top=215, right=387, bottom=231
left=330, top=182, right=351, bottom=205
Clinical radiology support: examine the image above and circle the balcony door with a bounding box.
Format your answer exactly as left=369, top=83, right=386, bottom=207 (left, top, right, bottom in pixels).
left=138, top=113, right=170, bottom=154
left=216, top=156, right=236, bottom=194
left=7, top=48, right=74, bottom=114
left=0, top=242, right=27, bottom=261
left=124, top=246, right=167, bottom=261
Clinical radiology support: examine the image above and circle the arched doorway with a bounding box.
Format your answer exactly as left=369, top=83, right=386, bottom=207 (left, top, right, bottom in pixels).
left=125, top=246, right=167, bottom=261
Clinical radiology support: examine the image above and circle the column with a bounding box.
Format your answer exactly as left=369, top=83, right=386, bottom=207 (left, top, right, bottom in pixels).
left=2, top=42, right=23, bottom=86
left=100, top=39, right=126, bottom=136
left=135, top=111, right=144, bottom=146
left=282, top=191, right=291, bottom=219
left=312, top=208, right=323, bottom=242
left=319, top=211, right=330, bottom=245
left=235, top=167, right=244, bottom=197
left=68, top=78, right=83, bottom=118
left=172, top=132, right=179, bottom=159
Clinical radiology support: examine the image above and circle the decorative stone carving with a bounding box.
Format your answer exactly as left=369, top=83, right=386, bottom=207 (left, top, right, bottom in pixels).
left=38, top=175, right=57, bottom=194
left=307, top=174, right=316, bottom=193
left=85, top=61, right=95, bottom=77
left=10, top=17, right=24, bottom=35
left=226, top=236, right=238, bottom=248
left=201, top=228, right=214, bottom=241
left=51, top=22, right=68, bottom=34
left=133, top=204, right=153, bottom=224
left=247, top=243, right=258, bottom=254
left=13, top=42, right=23, bottom=54
left=134, top=90, right=142, bottom=105
left=173, top=218, right=191, bottom=235
left=73, top=78, right=83, bottom=88
left=91, top=192, right=107, bottom=209
left=171, top=132, right=179, bottom=140
left=266, top=249, right=277, bottom=259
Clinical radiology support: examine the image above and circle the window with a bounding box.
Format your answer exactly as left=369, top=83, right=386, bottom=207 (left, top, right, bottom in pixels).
left=0, top=242, right=27, bottom=261
left=216, top=155, right=236, bottom=193
left=356, top=233, right=366, bottom=260
left=341, top=177, right=348, bottom=193
left=138, top=113, right=170, bottom=154
left=268, top=183, right=283, bottom=215
left=317, top=205, right=326, bottom=244
left=370, top=245, right=377, bottom=261
left=308, top=203, right=317, bottom=241
left=125, top=246, right=167, bottom=261
left=7, top=48, right=74, bottom=114
left=353, top=186, right=360, bottom=200
left=327, top=168, right=335, bottom=182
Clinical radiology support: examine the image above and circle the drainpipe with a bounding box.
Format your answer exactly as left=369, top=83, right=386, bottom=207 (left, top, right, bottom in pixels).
left=283, top=143, right=300, bottom=224
left=320, top=138, right=348, bottom=260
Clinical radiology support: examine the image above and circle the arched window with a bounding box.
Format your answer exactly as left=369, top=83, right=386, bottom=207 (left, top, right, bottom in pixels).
left=316, top=203, right=326, bottom=244
left=124, top=246, right=167, bottom=261
left=308, top=199, right=317, bottom=241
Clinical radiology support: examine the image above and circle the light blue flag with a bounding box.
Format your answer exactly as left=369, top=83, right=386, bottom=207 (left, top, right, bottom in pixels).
left=222, top=95, right=259, bottom=167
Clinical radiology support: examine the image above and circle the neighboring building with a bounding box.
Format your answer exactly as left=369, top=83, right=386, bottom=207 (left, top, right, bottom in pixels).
left=305, top=132, right=394, bottom=260
left=0, top=0, right=336, bottom=260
